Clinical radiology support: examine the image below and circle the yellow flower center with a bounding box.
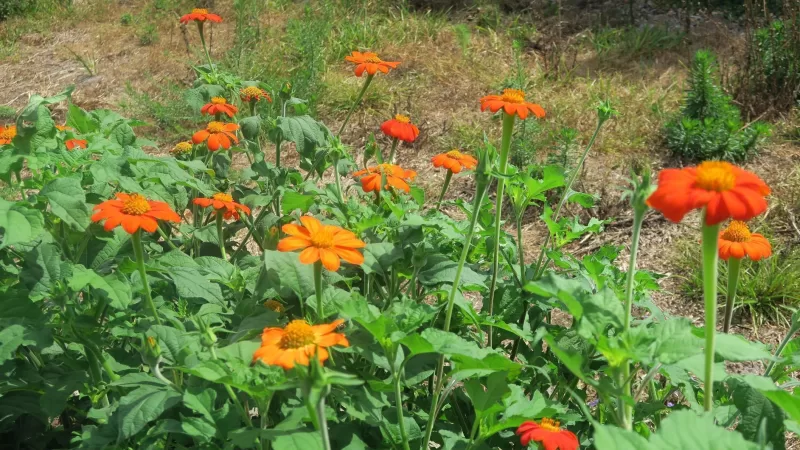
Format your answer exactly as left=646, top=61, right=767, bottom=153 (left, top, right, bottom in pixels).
left=540, top=418, right=562, bottom=433
left=446, top=150, right=464, bottom=159
left=121, top=194, right=151, bottom=216
left=695, top=161, right=736, bottom=192
left=0, top=126, right=16, bottom=141
left=365, top=55, right=383, bottom=63
left=241, top=86, right=262, bottom=99
left=309, top=226, right=335, bottom=249
left=721, top=220, right=752, bottom=242
left=207, top=121, right=225, bottom=133
left=279, top=320, right=316, bottom=349
left=192, top=8, right=208, bottom=14
left=211, top=97, right=227, bottom=105
left=212, top=192, right=233, bottom=202
left=501, top=88, right=526, bottom=104
left=394, top=114, right=410, bottom=123
left=264, top=300, right=284, bottom=313
left=172, top=141, right=193, bottom=154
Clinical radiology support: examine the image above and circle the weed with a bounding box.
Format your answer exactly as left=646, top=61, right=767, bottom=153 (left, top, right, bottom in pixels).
left=137, top=23, right=159, bottom=46
left=453, top=23, right=471, bottom=57
left=588, top=25, right=684, bottom=59
left=0, top=106, right=16, bottom=121
left=120, top=13, right=133, bottom=26
left=65, top=47, right=97, bottom=76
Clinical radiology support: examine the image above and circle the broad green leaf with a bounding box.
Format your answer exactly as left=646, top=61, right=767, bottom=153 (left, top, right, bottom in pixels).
left=648, top=410, right=760, bottom=450
left=183, top=387, right=217, bottom=422
left=22, top=242, right=68, bottom=301
left=167, top=267, right=225, bottom=306
left=362, top=242, right=404, bottom=276
left=761, top=390, right=800, bottom=423
left=239, top=115, right=261, bottom=140
left=419, top=254, right=485, bottom=289
left=0, top=199, right=44, bottom=249
left=281, top=191, right=316, bottom=214
left=0, top=324, right=50, bottom=364
left=115, top=386, right=181, bottom=440
left=261, top=250, right=315, bottom=299
left=713, top=333, right=773, bottom=361
left=69, top=265, right=131, bottom=309
left=274, top=115, right=329, bottom=158
left=67, top=103, right=100, bottom=133
left=272, top=430, right=323, bottom=450
left=593, top=424, right=651, bottom=450
left=147, top=325, right=192, bottom=364
left=464, top=372, right=510, bottom=416
left=732, top=382, right=785, bottom=450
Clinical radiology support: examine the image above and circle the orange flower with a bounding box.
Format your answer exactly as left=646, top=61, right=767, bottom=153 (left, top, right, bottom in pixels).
left=240, top=86, right=272, bottom=103
left=263, top=300, right=285, bottom=313
left=0, top=125, right=16, bottom=145
left=432, top=149, right=477, bottom=174
left=646, top=161, right=770, bottom=226
left=55, top=125, right=72, bottom=132
left=718, top=220, right=772, bottom=261
left=91, top=193, right=181, bottom=234
left=179, top=8, right=222, bottom=24
left=252, top=319, right=349, bottom=369
left=381, top=114, right=419, bottom=143
left=480, top=88, right=546, bottom=120
left=193, top=192, right=251, bottom=220
left=65, top=139, right=87, bottom=150
left=353, top=164, right=417, bottom=193
left=171, top=141, right=193, bottom=156
left=344, top=51, right=400, bottom=77
left=192, top=121, right=239, bottom=151
left=277, top=216, right=365, bottom=271
left=201, top=97, right=238, bottom=118
left=516, top=419, right=579, bottom=450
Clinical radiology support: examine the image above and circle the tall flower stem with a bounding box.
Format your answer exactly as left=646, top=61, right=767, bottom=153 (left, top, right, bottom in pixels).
left=701, top=220, right=721, bottom=412
left=532, top=118, right=605, bottom=279
left=131, top=230, right=162, bottom=325
left=620, top=205, right=645, bottom=430
left=486, top=112, right=516, bottom=347
left=420, top=178, right=489, bottom=450
left=392, top=358, right=412, bottom=450
left=337, top=75, right=374, bottom=136
left=387, top=138, right=399, bottom=163
left=508, top=214, right=528, bottom=361
left=436, top=171, right=453, bottom=210
left=197, top=25, right=216, bottom=77
left=764, top=320, right=800, bottom=377
left=722, top=258, right=742, bottom=333
left=215, top=214, right=227, bottom=260
left=315, top=395, right=332, bottom=450
left=314, top=261, right=324, bottom=321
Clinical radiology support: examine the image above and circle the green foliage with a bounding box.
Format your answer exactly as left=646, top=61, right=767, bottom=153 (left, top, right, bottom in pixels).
left=665, top=50, right=769, bottom=162
left=120, top=13, right=133, bottom=26
left=137, top=23, right=159, bottom=46
left=589, top=25, right=684, bottom=58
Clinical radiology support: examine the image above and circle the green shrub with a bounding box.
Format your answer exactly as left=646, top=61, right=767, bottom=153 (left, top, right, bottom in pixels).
left=137, top=23, right=159, bottom=46
left=0, top=0, right=36, bottom=21
left=664, top=50, right=769, bottom=162
left=120, top=13, right=133, bottom=25
left=589, top=25, right=684, bottom=58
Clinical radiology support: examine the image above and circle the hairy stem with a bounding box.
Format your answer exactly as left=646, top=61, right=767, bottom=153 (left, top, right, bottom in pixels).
left=722, top=257, right=742, bottom=333
left=620, top=205, right=645, bottom=429
left=701, top=221, right=721, bottom=412
left=436, top=171, right=453, bottom=210
left=337, top=75, right=374, bottom=136
left=132, top=230, right=161, bottom=325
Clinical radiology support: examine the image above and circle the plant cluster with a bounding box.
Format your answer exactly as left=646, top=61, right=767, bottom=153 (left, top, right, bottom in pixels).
left=2, top=7, right=800, bottom=450
left=665, top=50, right=770, bottom=162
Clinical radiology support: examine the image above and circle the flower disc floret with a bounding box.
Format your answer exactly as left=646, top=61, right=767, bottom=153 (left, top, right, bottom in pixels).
left=718, top=220, right=772, bottom=261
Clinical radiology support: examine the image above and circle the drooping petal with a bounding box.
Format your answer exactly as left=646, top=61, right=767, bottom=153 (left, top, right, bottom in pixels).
left=277, top=236, right=312, bottom=252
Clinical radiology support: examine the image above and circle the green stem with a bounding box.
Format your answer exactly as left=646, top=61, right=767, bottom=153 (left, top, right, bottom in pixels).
left=275, top=140, right=282, bottom=168
left=533, top=118, right=605, bottom=279
left=508, top=214, right=527, bottom=361
left=210, top=347, right=252, bottom=426
left=620, top=206, right=645, bottom=430
left=420, top=177, right=489, bottom=450
left=333, top=157, right=346, bottom=211
left=393, top=367, right=412, bottom=450
left=388, top=138, right=399, bottom=164
left=723, top=258, right=742, bottom=333
left=216, top=214, right=227, bottom=260
left=131, top=230, right=161, bottom=325
left=157, top=225, right=180, bottom=251
left=316, top=396, right=332, bottom=450
left=486, top=112, right=516, bottom=348
left=337, top=74, right=374, bottom=136
left=764, top=321, right=800, bottom=377
left=701, top=220, right=721, bottom=412
left=436, top=171, right=453, bottom=210
left=197, top=24, right=216, bottom=77
left=314, top=261, right=324, bottom=322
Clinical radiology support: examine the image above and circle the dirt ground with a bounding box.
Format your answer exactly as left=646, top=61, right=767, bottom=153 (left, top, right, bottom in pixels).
left=1, top=0, right=798, bottom=389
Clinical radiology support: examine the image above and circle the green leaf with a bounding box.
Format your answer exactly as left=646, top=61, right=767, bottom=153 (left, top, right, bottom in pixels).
left=183, top=387, right=217, bottom=422
left=0, top=199, right=45, bottom=249
left=648, top=410, right=760, bottom=450
left=713, top=333, right=773, bottom=361
left=272, top=430, right=323, bottom=450
left=0, top=324, right=50, bottom=364
left=111, top=123, right=136, bottom=147
left=464, top=372, right=510, bottom=416
left=69, top=265, right=132, bottom=309
left=167, top=267, right=225, bottom=306
left=593, top=424, right=651, bottom=450
left=281, top=191, right=316, bottom=214
left=261, top=250, right=315, bottom=299
left=419, top=254, right=486, bottom=289
left=67, top=103, right=100, bottom=133
left=362, top=242, right=404, bottom=276
left=732, top=381, right=785, bottom=450
left=274, top=115, right=329, bottom=158
left=22, top=242, right=67, bottom=301
left=115, top=386, right=181, bottom=440
left=761, top=390, right=800, bottom=423
left=239, top=115, right=261, bottom=140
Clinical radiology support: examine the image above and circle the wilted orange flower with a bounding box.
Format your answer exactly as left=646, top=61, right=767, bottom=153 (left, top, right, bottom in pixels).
left=263, top=300, right=285, bottom=313
left=201, top=97, right=238, bottom=118
left=65, top=139, right=87, bottom=150
left=252, top=319, right=349, bottom=369
left=179, top=8, right=222, bottom=24
left=381, top=114, right=419, bottom=143
left=432, top=149, right=477, bottom=174
left=192, top=121, right=239, bottom=151
left=193, top=192, right=251, bottom=221
left=718, top=220, right=772, bottom=261
left=277, top=216, right=365, bottom=271
left=345, top=51, right=400, bottom=77
left=171, top=141, right=193, bottom=156
left=91, top=193, right=181, bottom=234
left=55, top=125, right=72, bottom=132
left=353, top=164, right=417, bottom=193
left=480, top=88, right=546, bottom=120
left=0, top=125, right=16, bottom=145
left=646, top=161, right=770, bottom=226
left=516, top=419, right=579, bottom=450
left=240, top=86, right=272, bottom=103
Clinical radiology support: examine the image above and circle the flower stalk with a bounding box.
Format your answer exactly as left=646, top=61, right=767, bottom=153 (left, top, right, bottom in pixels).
left=722, top=258, right=742, bottom=333
left=131, top=230, right=162, bottom=325
left=215, top=214, right=227, bottom=260
left=338, top=74, right=374, bottom=136
left=701, top=220, right=721, bottom=412
left=486, top=112, right=515, bottom=347
left=314, top=261, right=324, bottom=321
left=436, top=171, right=453, bottom=210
